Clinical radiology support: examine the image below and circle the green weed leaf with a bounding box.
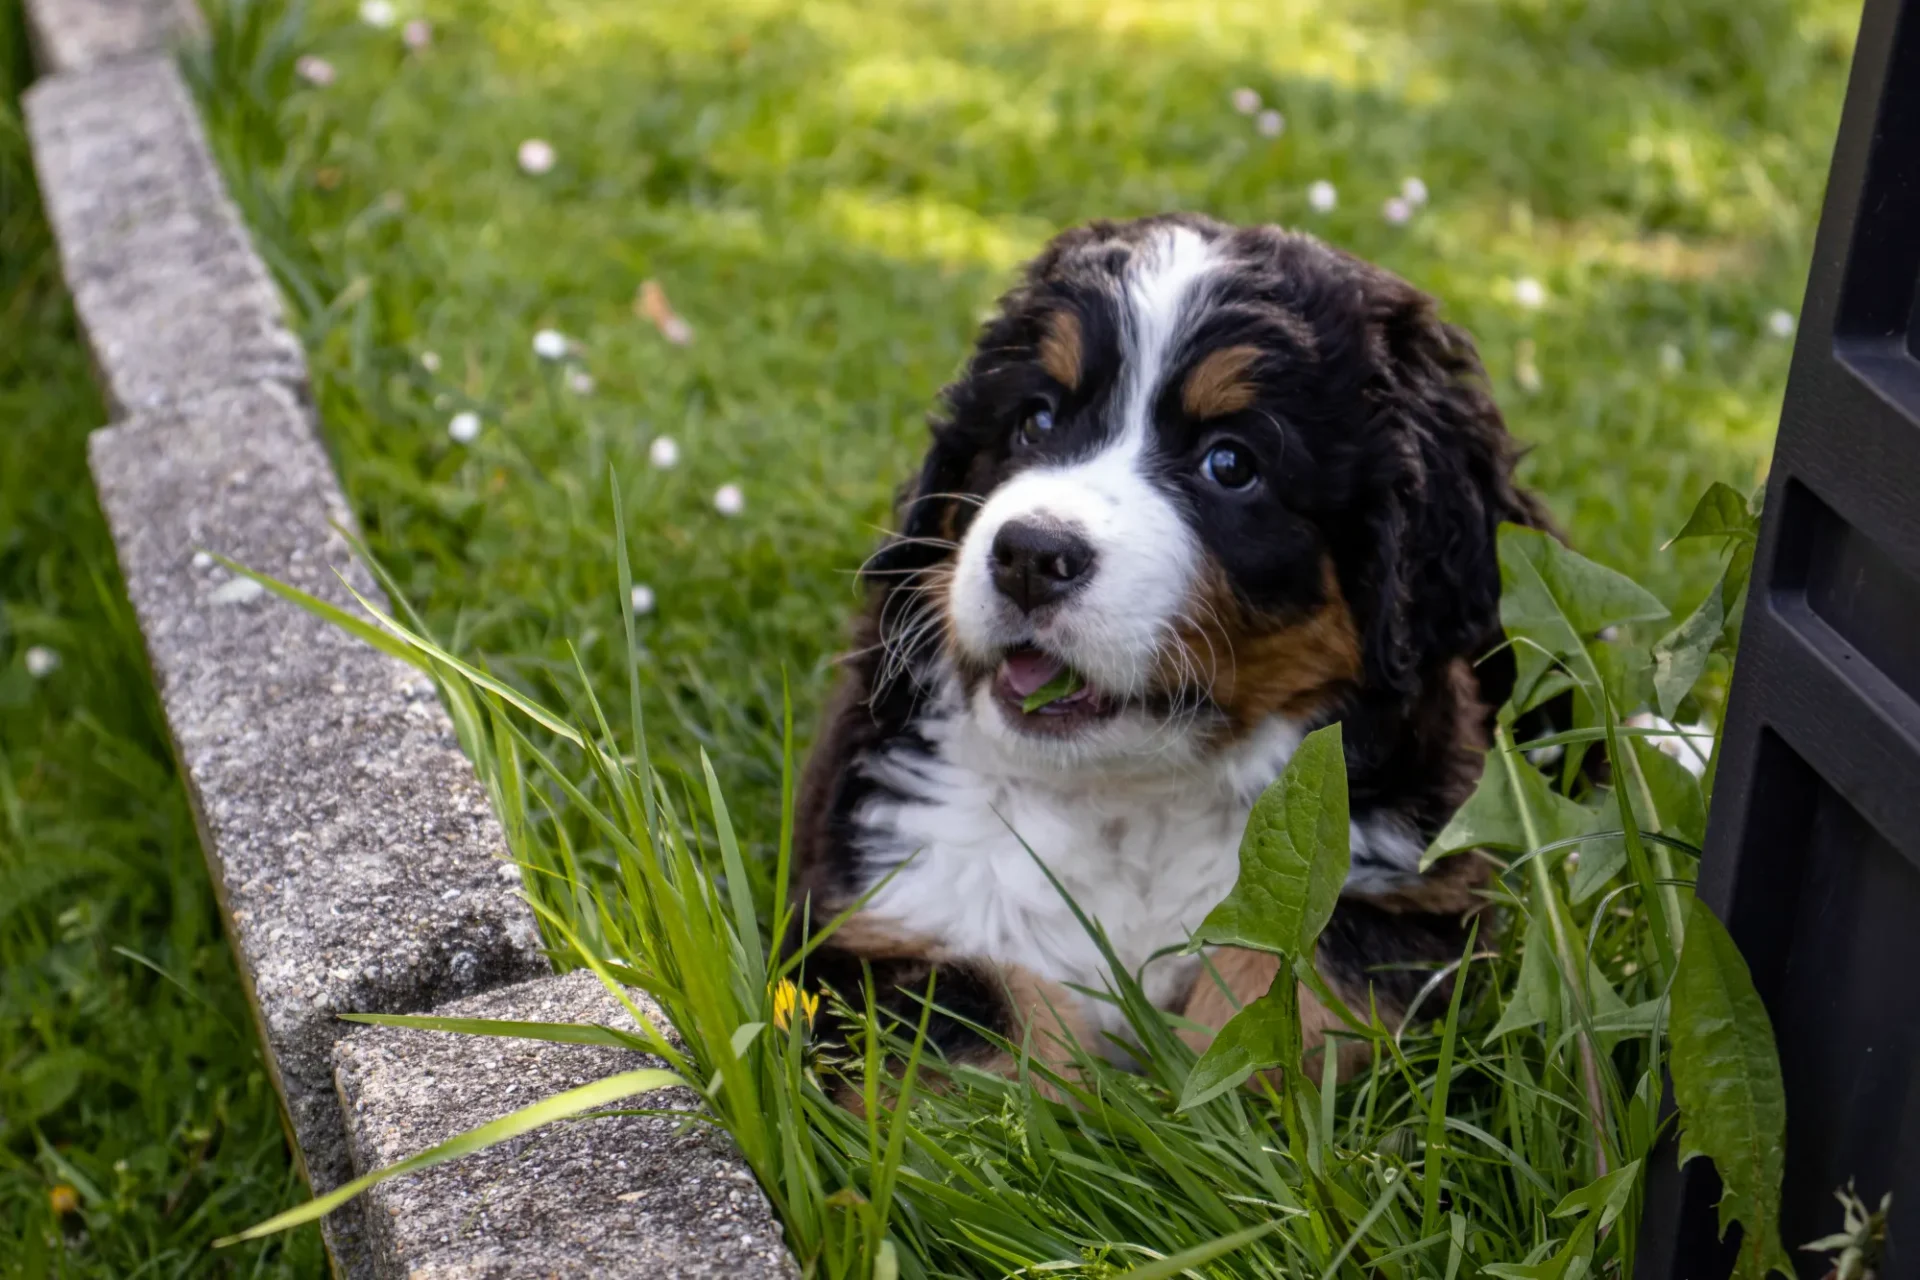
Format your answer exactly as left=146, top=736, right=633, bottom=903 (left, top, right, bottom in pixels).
left=1670, top=899, right=1792, bottom=1279
left=1668, top=482, right=1759, bottom=547
left=1187, top=723, right=1348, bottom=956
left=1427, top=742, right=1592, bottom=866
left=1021, top=666, right=1084, bottom=712
left=1652, top=579, right=1724, bottom=719
left=1177, top=979, right=1300, bottom=1111
left=1551, top=1158, right=1641, bottom=1232
left=1498, top=525, right=1669, bottom=699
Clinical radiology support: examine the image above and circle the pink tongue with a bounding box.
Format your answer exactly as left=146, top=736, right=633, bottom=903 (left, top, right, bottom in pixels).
left=1001, top=648, right=1066, bottom=698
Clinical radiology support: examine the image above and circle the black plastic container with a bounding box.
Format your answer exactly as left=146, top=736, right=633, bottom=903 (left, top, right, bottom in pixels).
left=1637, top=0, right=1920, bottom=1274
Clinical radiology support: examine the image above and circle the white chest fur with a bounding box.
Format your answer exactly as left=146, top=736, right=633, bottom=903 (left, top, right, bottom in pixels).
left=853, top=714, right=1308, bottom=1049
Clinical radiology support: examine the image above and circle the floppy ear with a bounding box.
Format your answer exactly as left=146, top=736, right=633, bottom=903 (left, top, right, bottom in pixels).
left=1348, top=270, right=1553, bottom=700
left=861, top=426, right=981, bottom=584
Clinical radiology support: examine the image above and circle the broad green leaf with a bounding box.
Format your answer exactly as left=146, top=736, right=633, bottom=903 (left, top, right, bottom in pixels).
left=1653, top=580, right=1724, bottom=719
left=1551, top=1159, right=1642, bottom=1233
left=1489, top=908, right=1634, bottom=1043
left=1569, top=833, right=1626, bottom=904
left=215, top=1067, right=686, bottom=1244
left=1499, top=524, right=1670, bottom=657
left=1632, top=738, right=1708, bottom=846
left=1724, top=540, right=1758, bottom=620
left=1426, top=742, right=1593, bottom=866
left=1589, top=638, right=1656, bottom=721
left=1177, top=978, right=1300, bottom=1111
left=1484, top=1216, right=1599, bottom=1280
left=1515, top=668, right=1577, bottom=717
left=1486, top=911, right=1555, bottom=1042
left=1188, top=723, right=1349, bottom=956
left=1668, top=482, right=1758, bottom=547
left=1670, top=900, right=1793, bottom=1280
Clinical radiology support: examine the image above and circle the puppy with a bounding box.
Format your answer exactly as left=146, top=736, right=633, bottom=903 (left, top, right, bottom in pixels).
left=792, top=214, right=1551, bottom=1079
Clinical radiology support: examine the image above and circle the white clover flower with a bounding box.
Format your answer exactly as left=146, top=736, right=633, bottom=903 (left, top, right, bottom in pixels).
left=566, top=369, right=596, bottom=395
left=1255, top=110, right=1285, bottom=138
left=1626, top=712, right=1711, bottom=778
left=358, top=0, right=396, bottom=28
left=1659, top=342, right=1684, bottom=374
left=1307, top=180, right=1337, bottom=213
left=448, top=411, right=481, bottom=443
left=419, top=350, right=441, bottom=373
left=1515, top=339, right=1542, bottom=393
left=517, top=138, right=556, bottom=175
left=295, top=55, right=336, bottom=86
left=24, top=646, right=60, bottom=679
left=1230, top=87, right=1261, bottom=115
left=1767, top=309, right=1796, bottom=338
left=1401, top=176, right=1429, bottom=206
left=629, top=584, right=656, bottom=616
left=402, top=18, right=432, bottom=50
left=1512, top=276, right=1547, bottom=309
left=713, top=483, right=745, bottom=516
left=648, top=436, right=680, bottom=469
left=532, top=329, right=569, bottom=361
left=1382, top=196, right=1413, bottom=225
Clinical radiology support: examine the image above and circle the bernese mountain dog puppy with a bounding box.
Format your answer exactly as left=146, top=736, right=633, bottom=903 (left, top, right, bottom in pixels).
left=793, top=213, right=1552, bottom=1079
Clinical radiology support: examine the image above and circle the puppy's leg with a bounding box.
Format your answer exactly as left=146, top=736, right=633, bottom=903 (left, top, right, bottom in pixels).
left=796, top=911, right=1095, bottom=1089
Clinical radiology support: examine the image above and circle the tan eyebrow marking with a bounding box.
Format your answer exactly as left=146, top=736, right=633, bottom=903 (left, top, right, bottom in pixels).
left=1182, top=344, right=1263, bottom=419
left=1038, top=309, right=1083, bottom=390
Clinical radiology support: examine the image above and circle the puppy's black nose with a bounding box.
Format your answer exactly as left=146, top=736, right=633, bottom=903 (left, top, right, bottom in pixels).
left=990, top=520, right=1096, bottom=613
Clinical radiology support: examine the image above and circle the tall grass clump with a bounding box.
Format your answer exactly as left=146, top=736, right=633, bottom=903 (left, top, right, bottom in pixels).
left=217, top=479, right=1796, bottom=1279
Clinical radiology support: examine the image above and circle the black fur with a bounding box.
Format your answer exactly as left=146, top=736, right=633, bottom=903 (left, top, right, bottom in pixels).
left=793, top=214, right=1555, bottom=1077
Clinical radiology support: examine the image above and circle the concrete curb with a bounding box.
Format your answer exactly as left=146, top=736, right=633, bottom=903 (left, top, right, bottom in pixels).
left=335, top=972, right=795, bottom=1279
left=21, top=3, right=793, bottom=1277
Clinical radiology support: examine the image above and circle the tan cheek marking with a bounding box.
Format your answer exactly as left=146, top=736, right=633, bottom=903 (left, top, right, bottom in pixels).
left=1182, top=344, right=1263, bottom=419
left=1166, top=558, right=1362, bottom=731
left=1039, top=310, right=1083, bottom=390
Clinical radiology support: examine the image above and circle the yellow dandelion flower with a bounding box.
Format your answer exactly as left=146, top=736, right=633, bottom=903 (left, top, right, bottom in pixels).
left=49, top=1184, right=79, bottom=1216
left=771, top=979, right=819, bottom=1031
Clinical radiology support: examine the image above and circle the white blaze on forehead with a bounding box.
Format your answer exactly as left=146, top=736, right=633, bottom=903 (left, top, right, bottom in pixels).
left=946, top=225, right=1224, bottom=720
left=1118, top=225, right=1223, bottom=446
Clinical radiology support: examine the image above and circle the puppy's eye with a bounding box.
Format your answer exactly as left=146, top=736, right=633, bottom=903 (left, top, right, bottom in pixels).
left=1017, top=406, right=1055, bottom=448
left=1202, top=442, right=1258, bottom=490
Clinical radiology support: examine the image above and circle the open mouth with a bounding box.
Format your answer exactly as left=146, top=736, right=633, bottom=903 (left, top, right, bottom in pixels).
left=992, top=646, right=1119, bottom=733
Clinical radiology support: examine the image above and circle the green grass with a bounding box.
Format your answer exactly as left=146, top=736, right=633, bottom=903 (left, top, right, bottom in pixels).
left=181, top=0, right=1855, bottom=1274
left=226, top=505, right=1783, bottom=1278
left=0, top=5, right=323, bottom=1273
left=195, top=0, right=1857, bottom=862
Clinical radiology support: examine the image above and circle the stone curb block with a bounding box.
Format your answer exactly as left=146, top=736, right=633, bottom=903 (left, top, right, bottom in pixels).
left=23, top=0, right=206, bottom=75
left=89, top=383, right=550, bottom=1274
left=24, top=55, right=308, bottom=417
left=335, top=970, right=795, bottom=1279
left=30, top=6, right=801, bottom=1276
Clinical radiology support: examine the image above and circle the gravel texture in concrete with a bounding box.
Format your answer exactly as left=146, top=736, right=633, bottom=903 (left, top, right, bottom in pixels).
left=335, top=969, right=796, bottom=1280
left=22, top=0, right=205, bottom=74
left=24, top=56, right=307, bottom=416
left=89, top=382, right=548, bottom=1273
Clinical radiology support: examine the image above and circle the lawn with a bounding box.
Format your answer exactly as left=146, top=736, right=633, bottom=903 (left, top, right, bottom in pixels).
left=4, top=0, right=1861, bottom=1273
left=200, top=0, right=1857, bottom=859
left=0, top=2, right=323, bottom=1274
